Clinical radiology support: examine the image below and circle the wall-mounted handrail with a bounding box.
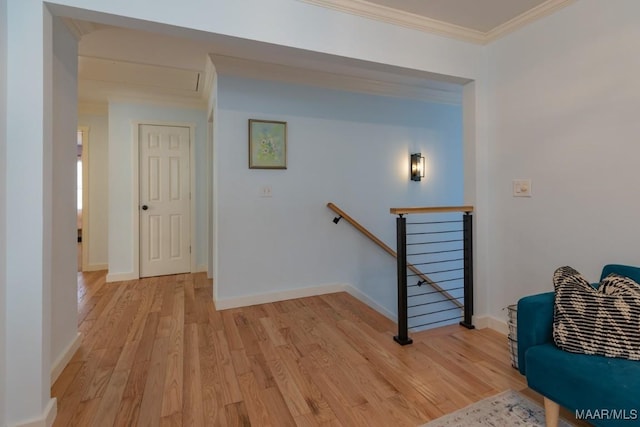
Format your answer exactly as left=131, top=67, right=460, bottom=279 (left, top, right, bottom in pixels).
left=328, top=202, right=396, bottom=258
left=327, top=202, right=463, bottom=309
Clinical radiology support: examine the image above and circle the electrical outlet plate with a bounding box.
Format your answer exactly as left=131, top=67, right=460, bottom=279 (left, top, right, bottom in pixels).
left=513, top=179, right=532, bottom=197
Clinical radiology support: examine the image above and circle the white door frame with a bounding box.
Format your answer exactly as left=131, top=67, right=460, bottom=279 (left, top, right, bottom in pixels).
left=132, top=120, right=197, bottom=278
left=207, top=112, right=214, bottom=280
left=78, top=126, right=90, bottom=272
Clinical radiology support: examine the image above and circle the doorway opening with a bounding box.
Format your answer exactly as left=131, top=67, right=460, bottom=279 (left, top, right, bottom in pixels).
left=77, top=127, right=89, bottom=272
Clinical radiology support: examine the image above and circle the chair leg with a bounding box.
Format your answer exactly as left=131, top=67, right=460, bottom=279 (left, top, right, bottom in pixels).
left=544, top=397, right=560, bottom=427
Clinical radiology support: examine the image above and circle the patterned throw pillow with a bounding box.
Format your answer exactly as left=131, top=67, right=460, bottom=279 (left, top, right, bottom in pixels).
left=599, top=273, right=640, bottom=296
left=553, top=266, right=640, bottom=360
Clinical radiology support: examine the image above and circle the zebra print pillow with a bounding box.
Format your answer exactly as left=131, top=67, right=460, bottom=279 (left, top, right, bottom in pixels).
left=552, top=266, right=640, bottom=360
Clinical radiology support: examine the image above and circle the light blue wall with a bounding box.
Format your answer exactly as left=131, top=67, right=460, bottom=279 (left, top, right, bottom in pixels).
left=108, top=102, right=208, bottom=276
left=215, top=75, right=463, bottom=316
left=0, top=0, right=7, bottom=423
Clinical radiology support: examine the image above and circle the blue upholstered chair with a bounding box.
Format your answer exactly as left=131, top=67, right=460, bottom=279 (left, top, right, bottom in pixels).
left=517, top=264, right=640, bottom=427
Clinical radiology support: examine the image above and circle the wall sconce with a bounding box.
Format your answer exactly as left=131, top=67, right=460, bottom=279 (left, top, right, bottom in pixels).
left=410, top=153, right=425, bottom=181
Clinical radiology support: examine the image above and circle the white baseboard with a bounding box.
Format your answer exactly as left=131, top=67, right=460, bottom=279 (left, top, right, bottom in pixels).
left=51, top=332, right=82, bottom=384
left=82, top=263, right=108, bottom=272
left=14, top=398, right=57, bottom=427
left=343, top=286, right=397, bottom=322
left=194, top=264, right=208, bottom=273
left=214, top=283, right=348, bottom=310
left=212, top=282, right=399, bottom=326
left=475, top=315, right=509, bottom=335
left=106, top=272, right=139, bottom=283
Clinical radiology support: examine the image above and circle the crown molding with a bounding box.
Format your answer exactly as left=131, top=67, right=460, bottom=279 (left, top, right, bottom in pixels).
left=485, top=0, right=576, bottom=42
left=298, top=0, right=575, bottom=45
left=299, top=0, right=485, bottom=44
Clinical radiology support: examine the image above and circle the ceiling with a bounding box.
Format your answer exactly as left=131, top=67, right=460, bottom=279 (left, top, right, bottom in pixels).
left=73, top=0, right=574, bottom=110
left=300, top=0, right=574, bottom=42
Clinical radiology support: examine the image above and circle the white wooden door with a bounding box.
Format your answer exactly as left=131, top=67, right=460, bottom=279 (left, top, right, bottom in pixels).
left=139, top=124, right=191, bottom=278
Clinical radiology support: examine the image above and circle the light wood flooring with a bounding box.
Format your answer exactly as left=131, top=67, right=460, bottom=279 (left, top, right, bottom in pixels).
left=52, top=272, right=583, bottom=426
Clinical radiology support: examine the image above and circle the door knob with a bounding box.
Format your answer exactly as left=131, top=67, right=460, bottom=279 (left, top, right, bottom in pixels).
left=141, top=205, right=149, bottom=210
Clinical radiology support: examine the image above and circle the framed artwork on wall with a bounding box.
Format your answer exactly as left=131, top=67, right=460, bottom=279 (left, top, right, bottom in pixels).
left=248, top=119, right=287, bottom=169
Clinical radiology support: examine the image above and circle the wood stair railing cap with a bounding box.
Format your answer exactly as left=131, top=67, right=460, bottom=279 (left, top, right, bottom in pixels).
left=390, top=206, right=474, bottom=215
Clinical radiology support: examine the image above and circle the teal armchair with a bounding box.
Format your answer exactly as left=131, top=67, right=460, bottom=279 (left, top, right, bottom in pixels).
left=517, top=265, right=640, bottom=427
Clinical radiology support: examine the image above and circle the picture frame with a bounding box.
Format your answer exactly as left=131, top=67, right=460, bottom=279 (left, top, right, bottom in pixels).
left=248, top=119, right=287, bottom=169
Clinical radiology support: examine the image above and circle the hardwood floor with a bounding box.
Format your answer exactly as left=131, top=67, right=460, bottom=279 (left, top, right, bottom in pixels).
left=77, top=242, right=82, bottom=272
left=52, top=272, right=575, bottom=426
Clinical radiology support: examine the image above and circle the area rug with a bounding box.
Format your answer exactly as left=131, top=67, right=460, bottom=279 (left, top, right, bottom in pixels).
left=421, top=390, right=573, bottom=427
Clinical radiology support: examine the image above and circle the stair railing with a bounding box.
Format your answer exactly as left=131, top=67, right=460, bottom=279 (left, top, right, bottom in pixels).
left=327, top=203, right=462, bottom=306
left=391, top=206, right=475, bottom=345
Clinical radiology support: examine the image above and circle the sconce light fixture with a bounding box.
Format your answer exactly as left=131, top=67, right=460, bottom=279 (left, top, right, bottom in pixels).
left=410, top=153, right=425, bottom=181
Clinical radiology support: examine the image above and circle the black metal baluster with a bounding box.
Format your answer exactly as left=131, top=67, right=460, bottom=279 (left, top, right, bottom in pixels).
left=460, top=212, right=475, bottom=329
left=394, top=215, right=413, bottom=345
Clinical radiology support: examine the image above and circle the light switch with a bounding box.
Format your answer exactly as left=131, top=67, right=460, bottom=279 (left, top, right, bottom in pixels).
left=260, top=185, right=272, bottom=198
left=513, top=179, right=532, bottom=197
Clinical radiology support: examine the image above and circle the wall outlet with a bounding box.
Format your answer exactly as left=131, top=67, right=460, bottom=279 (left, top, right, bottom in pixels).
left=513, top=179, right=532, bottom=197
left=260, top=185, right=272, bottom=198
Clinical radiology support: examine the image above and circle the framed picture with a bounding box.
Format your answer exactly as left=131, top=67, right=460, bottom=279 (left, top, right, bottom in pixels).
left=248, top=119, right=287, bottom=169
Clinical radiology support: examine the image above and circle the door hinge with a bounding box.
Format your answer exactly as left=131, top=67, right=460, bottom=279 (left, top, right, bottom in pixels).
left=189, top=246, right=191, bottom=254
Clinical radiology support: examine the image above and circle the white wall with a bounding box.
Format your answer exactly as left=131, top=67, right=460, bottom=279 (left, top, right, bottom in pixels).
left=0, top=0, right=7, bottom=423
left=47, top=0, right=483, bottom=82
left=51, top=16, right=79, bottom=378
left=78, top=112, right=109, bottom=268
left=5, top=1, right=55, bottom=425
left=486, top=0, right=640, bottom=320
left=107, top=102, right=208, bottom=278
left=216, top=75, right=463, bottom=314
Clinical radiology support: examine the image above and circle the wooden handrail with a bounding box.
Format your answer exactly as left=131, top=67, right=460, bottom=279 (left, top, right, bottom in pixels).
left=327, top=202, right=463, bottom=309
left=390, top=206, right=474, bottom=215
left=328, top=203, right=396, bottom=258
